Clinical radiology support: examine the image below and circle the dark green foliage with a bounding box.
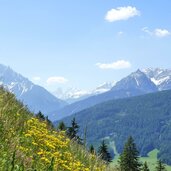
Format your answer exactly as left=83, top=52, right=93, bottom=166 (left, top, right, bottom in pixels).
left=11, top=150, right=16, bottom=171
left=83, top=125, right=88, bottom=147
left=155, top=160, right=167, bottom=171
left=67, top=117, right=79, bottom=139
left=118, top=136, right=141, bottom=171
left=67, top=118, right=82, bottom=144
left=89, top=144, right=96, bottom=154
left=98, top=140, right=112, bottom=163
left=48, top=157, right=54, bottom=171
left=57, top=121, right=66, bottom=131
left=58, top=90, right=171, bottom=165
left=142, top=162, right=150, bottom=171
left=35, top=111, right=45, bottom=121
left=157, top=142, right=171, bottom=164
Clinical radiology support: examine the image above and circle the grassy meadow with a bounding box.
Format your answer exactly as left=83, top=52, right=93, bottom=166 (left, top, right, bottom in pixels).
left=0, top=87, right=116, bottom=171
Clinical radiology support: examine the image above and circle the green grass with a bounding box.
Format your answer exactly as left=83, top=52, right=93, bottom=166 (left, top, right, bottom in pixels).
left=140, top=149, right=171, bottom=171
left=0, top=87, right=115, bottom=171
left=110, top=140, right=171, bottom=171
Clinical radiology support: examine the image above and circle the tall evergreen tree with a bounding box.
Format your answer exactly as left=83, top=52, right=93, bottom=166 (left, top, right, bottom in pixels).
left=67, top=118, right=82, bottom=144
left=89, top=144, right=96, bottom=154
left=118, top=136, right=141, bottom=171
left=142, top=162, right=150, bottom=171
left=98, top=140, right=112, bottom=163
left=35, top=111, right=45, bottom=121
left=155, top=160, right=167, bottom=171
left=57, top=121, right=66, bottom=131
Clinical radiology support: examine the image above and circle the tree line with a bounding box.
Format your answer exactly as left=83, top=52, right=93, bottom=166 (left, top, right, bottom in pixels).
left=57, top=118, right=168, bottom=171
left=36, top=112, right=167, bottom=171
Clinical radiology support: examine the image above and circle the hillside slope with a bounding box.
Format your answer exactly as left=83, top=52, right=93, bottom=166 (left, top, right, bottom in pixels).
left=59, top=90, right=171, bottom=165
left=0, top=87, right=110, bottom=171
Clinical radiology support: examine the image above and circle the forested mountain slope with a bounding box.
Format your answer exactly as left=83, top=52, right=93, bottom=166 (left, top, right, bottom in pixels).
left=59, top=90, right=171, bottom=165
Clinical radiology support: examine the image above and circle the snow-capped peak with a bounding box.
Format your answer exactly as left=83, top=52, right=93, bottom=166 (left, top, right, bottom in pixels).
left=0, top=64, right=67, bottom=117
left=53, top=87, right=89, bottom=100
left=142, top=68, right=171, bottom=90
left=0, top=64, right=34, bottom=97
left=91, top=81, right=115, bottom=94
left=53, top=81, right=115, bottom=103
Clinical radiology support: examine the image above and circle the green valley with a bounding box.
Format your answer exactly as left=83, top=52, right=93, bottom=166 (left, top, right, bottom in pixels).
left=112, top=149, right=171, bottom=171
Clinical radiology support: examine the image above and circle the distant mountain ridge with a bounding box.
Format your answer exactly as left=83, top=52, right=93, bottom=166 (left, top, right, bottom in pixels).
left=53, top=82, right=115, bottom=104
left=0, top=64, right=67, bottom=119
left=111, top=69, right=157, bottom=93
left=53, top=69, right=159, bottom=121
left=1, top=64, right=171, bottom=122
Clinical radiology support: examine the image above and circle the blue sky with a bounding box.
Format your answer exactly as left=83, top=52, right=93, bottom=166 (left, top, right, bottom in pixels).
left=0, top=0, right=171, bottom=91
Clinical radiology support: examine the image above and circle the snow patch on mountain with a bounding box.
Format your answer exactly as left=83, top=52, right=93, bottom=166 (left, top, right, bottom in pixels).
left=134, top=77, right=140, bottom=86
left=0, top=64, right=66, bottom=117
left=142, top=68, right=171, bottom=90
left=92, top=82, right=116, bottom=94
left=53, top=81, right=115, bottom=103
left=151, top=76, right=170, bottom=86
left=53, top=88, right=89, bottom=100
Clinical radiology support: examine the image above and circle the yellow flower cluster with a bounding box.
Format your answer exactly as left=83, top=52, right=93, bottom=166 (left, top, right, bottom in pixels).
left=18, top=118, right=105, bottom=171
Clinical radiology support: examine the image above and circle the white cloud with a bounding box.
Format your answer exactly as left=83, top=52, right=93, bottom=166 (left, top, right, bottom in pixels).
left=105, top=6, right=140, bottom=22
left=46, top=76, right=68, bottom=85
left=142, top=27, right=171, bottom=38
left=96, top=60, right=131, bottom=70
left=154, top=29, right=171, bottom=37
left=32, top=76, right=41, bottom=81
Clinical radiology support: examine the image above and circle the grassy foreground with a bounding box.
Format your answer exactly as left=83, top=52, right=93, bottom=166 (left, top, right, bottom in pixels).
left=0, top=87, right=116, bottom=171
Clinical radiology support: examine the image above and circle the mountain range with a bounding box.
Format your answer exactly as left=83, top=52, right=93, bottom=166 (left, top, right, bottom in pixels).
left=54, top=68, right=171, bottom=104
left=0, top=64, right=67, bottom=119
left=53, top=68, right=171, bottom=121
left=1, top=64, right=171, bottom=122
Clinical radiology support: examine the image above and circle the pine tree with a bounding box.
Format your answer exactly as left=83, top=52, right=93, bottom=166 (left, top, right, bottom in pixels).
left=35, top=111, right=45, bottom=121
left=155, top=160, right=167, bottom=171
left=98, top=140, right=112, bottom=163
left=89, top=144, right=96, bottom=154
left=57, top=121, right=66, bottom=131
left=118, top=136, right=141, bottom=171
left=142, top=162, right=150, bottom=171
left=67, top=118, right=82, bottom=144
